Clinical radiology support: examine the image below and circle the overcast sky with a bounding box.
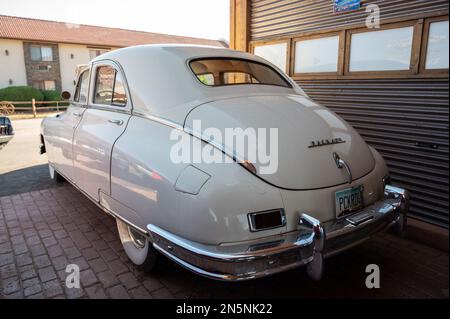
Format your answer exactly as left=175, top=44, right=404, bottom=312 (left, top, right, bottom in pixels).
left=0, top=0, right=230, bottom=41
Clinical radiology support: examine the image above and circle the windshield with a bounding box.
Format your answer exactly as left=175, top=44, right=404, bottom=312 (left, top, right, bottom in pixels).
left=189, top=58, right=292, bottom=88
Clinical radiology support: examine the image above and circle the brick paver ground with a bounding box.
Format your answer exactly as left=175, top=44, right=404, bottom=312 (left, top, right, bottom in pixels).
left=1, top=119, right=448, bottom=299
left=0, top=185, right=448, bottom=299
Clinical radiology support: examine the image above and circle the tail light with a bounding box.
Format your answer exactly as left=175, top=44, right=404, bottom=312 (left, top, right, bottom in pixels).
left=248, top=209, right=286, bottom=232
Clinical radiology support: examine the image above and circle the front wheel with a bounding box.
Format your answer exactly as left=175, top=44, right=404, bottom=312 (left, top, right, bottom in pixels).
left=116, top=219, right=159, bottom=272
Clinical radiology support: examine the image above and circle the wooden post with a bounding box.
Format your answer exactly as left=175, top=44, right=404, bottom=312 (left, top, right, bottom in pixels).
left=230, top=0, right=250, bottom=52
left=32, top=99, right=36, bottom=118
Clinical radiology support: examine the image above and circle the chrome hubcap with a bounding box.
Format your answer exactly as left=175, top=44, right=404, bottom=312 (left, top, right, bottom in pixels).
left=128, top=226, right=146, bottom=249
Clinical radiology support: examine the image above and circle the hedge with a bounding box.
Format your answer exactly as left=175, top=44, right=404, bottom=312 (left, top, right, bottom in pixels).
left=0, top=86, right=44, bottom=102
left=41, top=90, right=62, bottom=101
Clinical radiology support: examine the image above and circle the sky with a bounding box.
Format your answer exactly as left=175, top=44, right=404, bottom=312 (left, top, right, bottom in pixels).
left=0, top=0, right=230, bottom=41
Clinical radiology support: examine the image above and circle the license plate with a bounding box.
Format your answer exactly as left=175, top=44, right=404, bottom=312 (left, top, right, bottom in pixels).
left=335, top=185, right=364, bottom=218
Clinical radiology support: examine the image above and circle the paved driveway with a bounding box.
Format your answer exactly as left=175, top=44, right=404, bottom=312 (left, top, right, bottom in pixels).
left=0, top=118, right=448, bottom=299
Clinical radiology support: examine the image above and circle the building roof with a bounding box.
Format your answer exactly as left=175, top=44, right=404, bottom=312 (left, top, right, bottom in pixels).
left=0, top=15, right=226, bottom=48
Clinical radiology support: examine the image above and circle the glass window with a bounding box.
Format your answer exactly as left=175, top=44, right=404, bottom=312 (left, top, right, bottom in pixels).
left=222, top=72, right=260, bottom=85
left=30, top=45, right=53, bottom=61
left=426, top=20, right=449, bottom=70
left=30, top=46, right=41, bottom=61
left=32, top=80, right=44, bottom=90
left=44, top=81, right=56, bottom=91
left=94, top=66, right=115, bottom=105
left=197, top=73, right=214, bottom=86
left=254, top=43, right=287, bottom=72
left=94, top=66, right=127, bottom=107
left=349, top=26, right=414, bottom=72
left=294, top=36, right=340, bottom=73
left=41, top=47, right=53, bottom=61
left=74, top=70, right=90, bottom=103
left=112, top=72, right=127, bottom=107
left=190, top=58, right=291, bottom=88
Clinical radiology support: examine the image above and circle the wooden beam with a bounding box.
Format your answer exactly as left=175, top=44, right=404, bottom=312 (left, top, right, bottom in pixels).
left=230, top=0, right=250, bottom=51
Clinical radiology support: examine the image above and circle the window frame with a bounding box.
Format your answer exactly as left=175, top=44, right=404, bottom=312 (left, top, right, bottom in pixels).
left=89, top=61, right=131, bottom=111
left=30, top=45, right=53, bottom=62
left=420, top=16, right=449, bottom=75
left=43, top=80, right=56, bottom=91
left=344, top=20, right=422, bottom=76
left=250, top=39, right=291, bottom=73
left=188, top=57, right=293, bottom=89
left=291, top=31, right=345, bottom=77
left=73, top=69, right=91, bottom=104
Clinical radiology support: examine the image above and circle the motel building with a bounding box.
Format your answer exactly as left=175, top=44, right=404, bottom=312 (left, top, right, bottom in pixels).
left=230, top=0, right=449, bottom=247
left=0, top=15, right=225, bottom=93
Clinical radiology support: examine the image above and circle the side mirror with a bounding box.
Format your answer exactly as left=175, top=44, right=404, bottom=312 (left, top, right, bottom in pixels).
left=61, top=91, right=71, bottom=100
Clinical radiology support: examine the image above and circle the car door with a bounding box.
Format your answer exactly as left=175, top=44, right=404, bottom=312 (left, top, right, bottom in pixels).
left=48, top=69, right=90, bottom=181
left=72, top=61, right=131, bottom=201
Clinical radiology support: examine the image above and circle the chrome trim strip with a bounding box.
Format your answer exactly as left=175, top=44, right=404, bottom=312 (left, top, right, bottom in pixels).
left=87, top=104, right=131, bottom=115
left=148, top=223, right=315, bottom=261
left=153, top=241, right=313, bottom=282
left=132, top=112, right=184, bottom=130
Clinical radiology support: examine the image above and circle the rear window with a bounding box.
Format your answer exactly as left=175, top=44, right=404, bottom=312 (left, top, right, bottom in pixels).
left=189, top=58, right=291, bottom=88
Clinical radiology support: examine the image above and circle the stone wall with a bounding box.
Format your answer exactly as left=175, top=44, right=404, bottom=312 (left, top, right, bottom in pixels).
left=23, top=42, right=62, bottom=91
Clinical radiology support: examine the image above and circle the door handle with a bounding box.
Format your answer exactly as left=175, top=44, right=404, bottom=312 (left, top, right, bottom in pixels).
left=108, top=119, right=124, bottom=126
left=73, top=112, right=82, bottom=117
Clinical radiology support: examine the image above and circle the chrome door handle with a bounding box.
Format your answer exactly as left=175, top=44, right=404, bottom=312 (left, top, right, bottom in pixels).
left=73, top=112, right=82, bottom=117
left=108, top=119, right=124, bottom=126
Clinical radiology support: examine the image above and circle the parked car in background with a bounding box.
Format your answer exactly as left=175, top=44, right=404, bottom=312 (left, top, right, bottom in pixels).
left=40, top=45, right=410, bottom=281
left=0, top=116, right=14, bottom=149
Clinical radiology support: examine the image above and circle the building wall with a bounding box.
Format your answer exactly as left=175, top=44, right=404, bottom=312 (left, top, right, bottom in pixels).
left=0, top=39, right=27, bottom=88
left=232, top=0, right=449, bottom=228
left=59, top=44, right=91, bottom=94
left=23, top=42, right=62, bottom=91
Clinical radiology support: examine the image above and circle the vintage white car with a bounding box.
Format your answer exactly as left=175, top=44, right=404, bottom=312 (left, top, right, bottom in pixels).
left=40, top=44, right=409, bottom=281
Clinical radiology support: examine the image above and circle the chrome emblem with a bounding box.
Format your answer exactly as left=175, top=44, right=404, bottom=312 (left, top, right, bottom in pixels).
left=333, top=152, right=353, bottom=184
left=308, top=138, right=346, bottom=149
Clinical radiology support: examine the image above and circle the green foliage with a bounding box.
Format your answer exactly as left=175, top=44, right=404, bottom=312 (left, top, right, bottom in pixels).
left=0, top=86, right=44, bottom=102
left=41, top=90, right=62, bottom=101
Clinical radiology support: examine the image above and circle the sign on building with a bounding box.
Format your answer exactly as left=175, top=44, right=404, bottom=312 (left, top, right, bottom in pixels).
left=334, top=0, right=361, bottom=13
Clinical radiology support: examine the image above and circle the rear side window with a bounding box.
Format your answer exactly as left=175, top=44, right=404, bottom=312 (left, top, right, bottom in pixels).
left=93, top=66, right=128, bottom=107
left=189, top=58, right=291, bottom=88
left=74, top=70, right=90, bottom=103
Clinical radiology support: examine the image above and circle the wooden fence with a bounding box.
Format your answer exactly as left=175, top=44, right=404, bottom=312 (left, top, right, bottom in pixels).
left=0, top=99, right=69, bottom=117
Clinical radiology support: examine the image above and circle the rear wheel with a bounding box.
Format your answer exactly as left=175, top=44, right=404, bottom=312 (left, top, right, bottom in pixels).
left=49, top=164, right=65, bottom=183
left=116, top=219, right=159, bottom=272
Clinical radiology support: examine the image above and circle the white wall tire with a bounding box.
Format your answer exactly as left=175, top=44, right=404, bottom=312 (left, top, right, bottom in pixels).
left=116, top=219, right=158, bottom=272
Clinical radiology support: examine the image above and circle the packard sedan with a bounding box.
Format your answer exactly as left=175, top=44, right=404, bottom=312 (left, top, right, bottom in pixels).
left=40, top=45, right=409, bottom=281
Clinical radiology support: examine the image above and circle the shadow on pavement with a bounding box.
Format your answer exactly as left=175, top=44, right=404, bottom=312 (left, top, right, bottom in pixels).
left=0, top=164, right=59, bottom=197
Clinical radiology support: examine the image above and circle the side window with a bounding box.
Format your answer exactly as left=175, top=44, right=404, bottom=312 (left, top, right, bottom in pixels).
left=112, top=72, right=127, bottom=107
left=94, top=66, right=127, bottom=107
left=74, top=70, right=90, bottom=103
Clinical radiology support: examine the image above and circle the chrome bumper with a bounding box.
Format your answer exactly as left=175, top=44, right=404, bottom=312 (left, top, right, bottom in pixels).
left=147, top=185, right=409, bottom=281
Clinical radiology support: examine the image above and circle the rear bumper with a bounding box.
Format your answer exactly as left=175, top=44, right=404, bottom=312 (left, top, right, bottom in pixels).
left=0, top=135, right=13, bottom=145
left=147, top=185, right=409, bottom=281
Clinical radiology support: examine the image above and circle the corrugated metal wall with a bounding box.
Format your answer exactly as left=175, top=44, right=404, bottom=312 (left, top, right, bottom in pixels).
left=249, top=0, right=449, bottom=228
left=299, top=79, right=449, bottom=227
left=250, top=0, right=449, bottom=40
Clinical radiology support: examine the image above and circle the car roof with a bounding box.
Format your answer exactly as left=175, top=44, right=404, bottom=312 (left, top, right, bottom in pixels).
left=89, top=44, right=300, bottom=124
